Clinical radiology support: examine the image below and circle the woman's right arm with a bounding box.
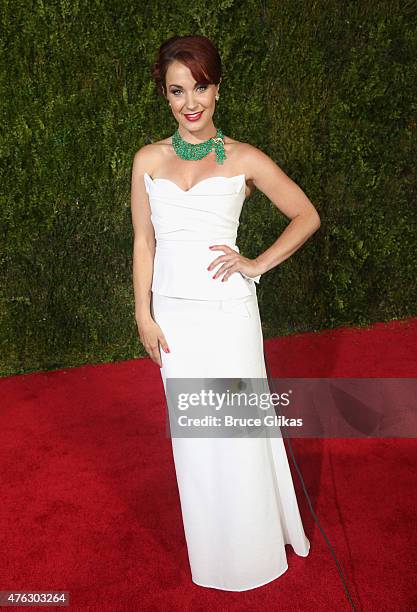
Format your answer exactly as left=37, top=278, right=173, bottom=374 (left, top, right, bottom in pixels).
left=130, top=146, right=169, bottom=367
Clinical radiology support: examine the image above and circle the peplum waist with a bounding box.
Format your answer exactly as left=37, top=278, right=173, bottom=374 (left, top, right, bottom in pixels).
left=152, top=237, right=261, bottom=300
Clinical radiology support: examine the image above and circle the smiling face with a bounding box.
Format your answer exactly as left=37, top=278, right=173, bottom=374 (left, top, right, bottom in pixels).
left=165, top=60, right=219, bottom=137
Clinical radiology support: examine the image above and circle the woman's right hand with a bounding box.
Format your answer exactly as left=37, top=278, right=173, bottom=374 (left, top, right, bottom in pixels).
left=136, top=315, right=170, bottom=368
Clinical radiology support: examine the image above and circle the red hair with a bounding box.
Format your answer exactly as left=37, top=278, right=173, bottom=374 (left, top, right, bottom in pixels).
left=151, top=35, right=222, bottom=98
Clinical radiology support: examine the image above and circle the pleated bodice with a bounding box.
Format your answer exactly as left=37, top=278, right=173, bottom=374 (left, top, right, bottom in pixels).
left=144, top=172, right=261, bottom=300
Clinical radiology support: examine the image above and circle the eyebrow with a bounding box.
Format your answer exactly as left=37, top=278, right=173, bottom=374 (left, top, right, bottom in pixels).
left=168, top=83, right=206, bottom=88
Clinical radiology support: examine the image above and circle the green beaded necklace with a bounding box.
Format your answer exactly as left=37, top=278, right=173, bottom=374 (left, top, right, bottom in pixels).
left=171, top=127, right=227, bottom=165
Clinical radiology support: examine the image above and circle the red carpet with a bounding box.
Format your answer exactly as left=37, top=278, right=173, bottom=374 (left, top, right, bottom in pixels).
left=0, top=317, right=416, bottom=611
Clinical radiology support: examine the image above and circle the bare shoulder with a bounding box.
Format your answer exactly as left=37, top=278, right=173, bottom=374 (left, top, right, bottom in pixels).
left=132, top=138, right=171, bottom=173
left=239, top=142, right=271, bottom=162
left=230, top=141, right=320, bottom=226
left=239, top=142, right=278, bottom=179
left=223, top=138, right=271, bottom=178
left=230, top=139, right=315, bottom=211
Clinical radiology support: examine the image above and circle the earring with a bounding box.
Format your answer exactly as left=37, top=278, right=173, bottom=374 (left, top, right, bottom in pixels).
left=215, top=93, right=220, bottom=101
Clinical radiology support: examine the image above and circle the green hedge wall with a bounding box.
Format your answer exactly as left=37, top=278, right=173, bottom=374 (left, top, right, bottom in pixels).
left=1, top=0, right=416, bottom=375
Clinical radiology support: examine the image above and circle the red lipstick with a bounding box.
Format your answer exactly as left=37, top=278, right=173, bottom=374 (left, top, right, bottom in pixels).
left=184, top=111, right=204, bottom=122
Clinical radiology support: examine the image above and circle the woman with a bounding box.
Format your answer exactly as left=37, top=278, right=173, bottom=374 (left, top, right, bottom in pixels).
left=131, top=34, right=321, bottom=591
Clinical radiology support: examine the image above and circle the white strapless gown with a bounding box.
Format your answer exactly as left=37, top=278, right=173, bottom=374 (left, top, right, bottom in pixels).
left=144, top=172, right=310, bottom=591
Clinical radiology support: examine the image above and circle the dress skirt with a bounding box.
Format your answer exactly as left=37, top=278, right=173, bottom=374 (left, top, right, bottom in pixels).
left=151, top=291, right=310, bottom=591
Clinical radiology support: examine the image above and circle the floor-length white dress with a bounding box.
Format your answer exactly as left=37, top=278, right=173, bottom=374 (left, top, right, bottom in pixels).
left=144, top=171, right=310, bottom=591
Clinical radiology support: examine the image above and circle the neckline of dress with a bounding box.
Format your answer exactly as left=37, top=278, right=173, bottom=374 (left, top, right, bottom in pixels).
left=144, top=172, right=246, bottom=194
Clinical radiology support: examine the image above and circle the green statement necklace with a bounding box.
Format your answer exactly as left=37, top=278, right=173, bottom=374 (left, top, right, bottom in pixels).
left=171, top=127, right=227, bottom=165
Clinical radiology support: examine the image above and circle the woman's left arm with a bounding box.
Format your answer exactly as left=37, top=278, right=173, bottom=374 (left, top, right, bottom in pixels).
left=244, top=144, right=321, bottom=276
